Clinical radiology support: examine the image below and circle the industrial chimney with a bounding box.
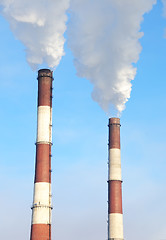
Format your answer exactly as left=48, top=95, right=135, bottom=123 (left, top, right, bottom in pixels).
left=30, top=69, right=53, bottom=240
left=108, top=118, right=124, bottom=240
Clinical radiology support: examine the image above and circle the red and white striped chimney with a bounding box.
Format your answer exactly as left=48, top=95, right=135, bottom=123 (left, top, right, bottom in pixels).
left=30, top=69, right=53, bottom=240
left=108, top=118, right=124, bottom=240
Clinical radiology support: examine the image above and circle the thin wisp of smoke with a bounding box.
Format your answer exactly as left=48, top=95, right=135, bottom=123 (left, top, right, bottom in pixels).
left=0, top=0, right=69, bottom=70
left=68, top=0, right=156, bottom=114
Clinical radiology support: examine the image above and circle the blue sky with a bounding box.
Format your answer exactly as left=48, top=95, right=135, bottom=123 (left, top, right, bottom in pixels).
left=0, top=1, right=166, bottom=240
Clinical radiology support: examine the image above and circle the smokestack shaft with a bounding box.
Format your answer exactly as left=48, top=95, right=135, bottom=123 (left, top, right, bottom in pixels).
left=108, top=118, right=124, bottom=240
left=30, top=69, right=53, bottom=240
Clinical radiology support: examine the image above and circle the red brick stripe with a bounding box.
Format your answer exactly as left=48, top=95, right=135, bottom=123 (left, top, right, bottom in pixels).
left=108, top=180, right=123, bottom=214
left=108, top=118, right=120, bottom=149
left=35, top=144, right=51, bottom=183
left=38, top=69, right=53, bottom=107
left=30, top=224, right=51, bottom=240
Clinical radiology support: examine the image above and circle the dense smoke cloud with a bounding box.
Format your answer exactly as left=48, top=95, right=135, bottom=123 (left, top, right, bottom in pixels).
left=0, top=0, right=69, bottom=70
left=0, top=0, right=157, bottom=113
left=68, top=0, right=156, bottom=113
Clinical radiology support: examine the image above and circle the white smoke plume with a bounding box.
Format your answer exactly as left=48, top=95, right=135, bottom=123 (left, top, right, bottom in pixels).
left=68, top=0, right=156, bottom=114
left=0, top=0, right=69, bottom=70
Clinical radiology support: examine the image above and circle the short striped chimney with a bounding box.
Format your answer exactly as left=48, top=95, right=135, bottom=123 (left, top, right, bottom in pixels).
left=108, top=118, right=124, bottom=240
left=30, top=69, right=53, bottom=240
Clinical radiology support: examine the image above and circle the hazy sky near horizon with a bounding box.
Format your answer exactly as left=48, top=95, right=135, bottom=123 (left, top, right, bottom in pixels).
left=0, top=1, right=166, bottom=240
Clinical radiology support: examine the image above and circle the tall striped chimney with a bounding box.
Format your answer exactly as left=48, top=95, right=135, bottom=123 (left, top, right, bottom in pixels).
left=30, top=69, right=53, bottom=240
left=108, top=118, right=124, bottom=240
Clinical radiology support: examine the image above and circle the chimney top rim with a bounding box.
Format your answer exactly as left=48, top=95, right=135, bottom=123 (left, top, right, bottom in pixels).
left=38, top=68, right=52, bottom=73
left=109, top=117, right=120, bottom=125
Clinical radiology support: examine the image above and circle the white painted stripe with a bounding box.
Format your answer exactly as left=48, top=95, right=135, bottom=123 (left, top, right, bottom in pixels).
left=32, top=206, right=51, bottom=224
left=32, top=182, right=52, bottom=224
left=33, top=182, right=51, bottom=205
left=109, top=148, right=122, bottom=181
left=109, top=213, right=123, bottom=239
left=37, top=106, right=52, bottom=143
left=49, top=108, right=52, bottom=144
